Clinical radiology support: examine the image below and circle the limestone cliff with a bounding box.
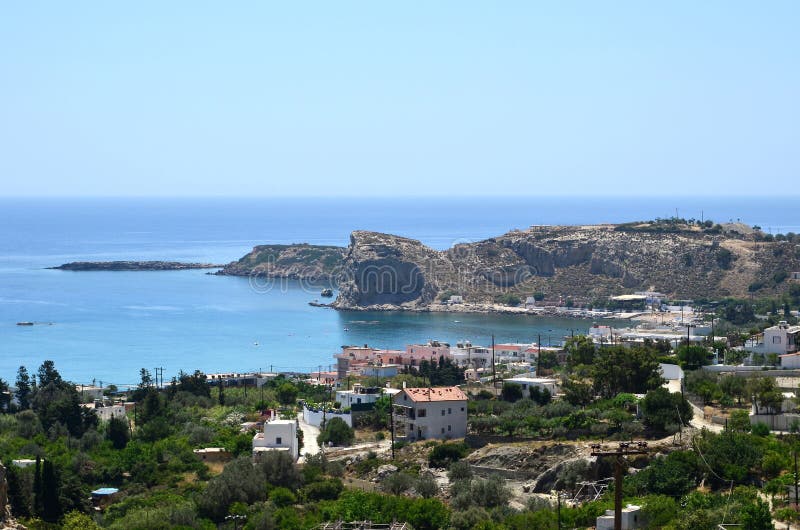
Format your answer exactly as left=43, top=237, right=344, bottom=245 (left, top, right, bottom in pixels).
left=222, top=224, right=800, bottom=309
left=332, top=225, right=800, bottom=309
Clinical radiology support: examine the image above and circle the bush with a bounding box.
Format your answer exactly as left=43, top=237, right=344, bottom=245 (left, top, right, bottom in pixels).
left=415, top=472, right=439, bottom=498
left=500, top=383, right=523, bottom=403
left=269, top=487, right=296, bottom=508
left=428, top=442, right=470, bottom=468
left=381, top=472, right=415, bottom=495
left=317, top=417, right=354, bottom=447
left=303, top=478, right=343, bottom=501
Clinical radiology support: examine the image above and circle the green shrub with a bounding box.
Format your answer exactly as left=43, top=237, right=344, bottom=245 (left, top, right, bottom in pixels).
left=428, top=442, right=469, bottom=468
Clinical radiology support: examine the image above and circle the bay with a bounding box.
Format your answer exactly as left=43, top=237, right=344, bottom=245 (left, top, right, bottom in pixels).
left=0, top=196, right=794, bottom=385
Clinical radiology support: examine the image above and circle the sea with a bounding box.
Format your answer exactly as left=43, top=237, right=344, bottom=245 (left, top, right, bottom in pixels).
left=0, top=196, right=796, bottom=387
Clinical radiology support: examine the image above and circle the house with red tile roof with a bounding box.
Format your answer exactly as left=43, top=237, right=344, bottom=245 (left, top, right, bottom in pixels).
left=392, top=386, right=467, bottom=441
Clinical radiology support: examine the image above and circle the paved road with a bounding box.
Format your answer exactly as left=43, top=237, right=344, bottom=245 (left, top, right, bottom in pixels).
left=297, top=412, right=321, bottom=462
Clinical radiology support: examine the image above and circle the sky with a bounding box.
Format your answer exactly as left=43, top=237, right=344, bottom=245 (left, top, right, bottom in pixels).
left=0, top=2, right=798, bottom=197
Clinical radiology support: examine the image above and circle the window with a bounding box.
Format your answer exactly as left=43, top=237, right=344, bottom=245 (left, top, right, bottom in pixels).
left=276, top=437, right=282, bottom=445
left=417, top=409, right=426, bottom=417
left=774, top=336, right=782, bottom=344
left=441, top=427, right=445, bottom=434
left=448, top=425, right=451, bottom=431
left=448, top=408, right=452, bottom=414
left=441, top=410, right=445, bottom=416
left=461, top=407, right=465, bottom=411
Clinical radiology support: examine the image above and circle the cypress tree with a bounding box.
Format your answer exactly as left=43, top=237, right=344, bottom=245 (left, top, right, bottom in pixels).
left=32, top=456, right=42, bottom=516
left=41, top=459, right=61, bottom=522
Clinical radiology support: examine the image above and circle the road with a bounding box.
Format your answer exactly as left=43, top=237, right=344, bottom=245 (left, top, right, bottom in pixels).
left=688, top=401, right=723, bottom=433
left=297, top=411, right=321, bottom=462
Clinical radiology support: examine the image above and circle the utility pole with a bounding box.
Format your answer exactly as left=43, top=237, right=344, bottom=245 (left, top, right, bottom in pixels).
left=794, top=449, right=798, bottom=508
left=491, top=335, right=497, bottom=396
left=591, top=442, right=648, bottom=530
left=557, top=491, right=562, bottom=530
left=390, top=400, right=395, bottom=460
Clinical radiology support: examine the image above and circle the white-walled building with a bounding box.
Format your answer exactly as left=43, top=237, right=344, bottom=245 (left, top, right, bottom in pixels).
left=335, top=385, right=400, bottom=408
left=764, top=322, right=800, bottom=354
left=781, top=352, right=800, bottom=370
left=392, top=386, right=468, bottom=441
left=81, top=402, right=127, bottom=422
left=504, top=376, right=559, bottom=396
left=596, top=504, right=643, bottom=530
left=252, top=416, right=298, bottom=461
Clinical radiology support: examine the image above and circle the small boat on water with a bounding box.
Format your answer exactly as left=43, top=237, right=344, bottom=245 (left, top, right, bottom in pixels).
left=321, top=288, right=334, bottom=297
left=343, top=327, right=350, bottom=332
left=16, top=322, right=34, bottom=326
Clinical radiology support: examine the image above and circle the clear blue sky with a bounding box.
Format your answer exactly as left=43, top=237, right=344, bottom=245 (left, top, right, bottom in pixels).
left=1, top=2, right=797, bottom=197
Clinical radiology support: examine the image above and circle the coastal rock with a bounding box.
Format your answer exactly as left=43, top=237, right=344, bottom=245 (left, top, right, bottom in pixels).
left=216, top=244, right=344, bottom=281
left=51, top=261, right=222, bottom=271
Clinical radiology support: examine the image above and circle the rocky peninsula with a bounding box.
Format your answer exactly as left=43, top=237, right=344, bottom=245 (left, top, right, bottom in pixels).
left=51, top=261, right=223, bottom=271
left=219, top=221, right=800, bottom=311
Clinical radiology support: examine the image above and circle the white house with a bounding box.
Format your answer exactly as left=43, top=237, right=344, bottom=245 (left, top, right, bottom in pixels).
left=392, top=386, right=468, bottom=441
left=504, top=376, right=559, bottom=396
left=81, top=402, right=127, bottom=422
left=252, top=416, right=298, bottom=461
left=765, top=322, right=800, bottom=354
left=749, top=321, right=800, bottom=356
left=335, top=385, right=400, bottom=408
left=596, top=504, right=643, bottom=530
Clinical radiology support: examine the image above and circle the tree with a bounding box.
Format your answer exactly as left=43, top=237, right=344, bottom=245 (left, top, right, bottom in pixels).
left=32, top=378, right=90, bottom=437
left=640, top=388, right=692, bottom=433
left=719, top=375, right=747, bottom=405
left=175, top=370, right=211, bottom=398
left=740, top=497, right=774, bottom=530
left=138, top=387, right=164, bottom=424
left=415, top=472, right=439, bottom=498
left=500, top=383, right=523, bottom=402
left=258, top=450, right=302, bottom=490
left=565, top=336, right=596, bottom=367
left=14, top=366, right=31, bottom=410
left=563, top=378, right=594, bottom=407
left=41, top=459, right=61, bottom=522
left=197, top=456, right=265, bottom=521
left=592, top=346, right=663, bottom=398
left=277, top=382, right=298, bottom=406
left=729, top=409, right=752, bottom=432
left=382, top=472, right=415, bottom=495
left=107, top=415, right=130, bottom=449
left=530, top=386, right=552, bottom=405
left=677, top=345, right=712, bottom=370
left=37, top=360, right=62, bottom=388
left=62, top=511, right=101, bottom=530
left=317, top=417, right=354, bottom=447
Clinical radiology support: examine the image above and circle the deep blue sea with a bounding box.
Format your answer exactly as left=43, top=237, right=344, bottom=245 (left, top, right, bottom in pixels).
left=0, top=196, right=796, bottom=386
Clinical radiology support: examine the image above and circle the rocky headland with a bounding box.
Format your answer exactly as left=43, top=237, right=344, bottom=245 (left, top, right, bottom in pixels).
left=220, top=222, right=800, bottom=311
left=51, top=261, right=223, bottom=271
left=215, top=244, right=345, bottom=281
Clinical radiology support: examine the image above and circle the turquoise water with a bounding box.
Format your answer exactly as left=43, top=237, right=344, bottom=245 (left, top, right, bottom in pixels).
left=0, top=197, right=795, bottom=386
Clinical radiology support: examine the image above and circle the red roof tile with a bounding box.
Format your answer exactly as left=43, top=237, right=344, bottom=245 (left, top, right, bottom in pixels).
left=400, top=386, right=467, bottom=402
